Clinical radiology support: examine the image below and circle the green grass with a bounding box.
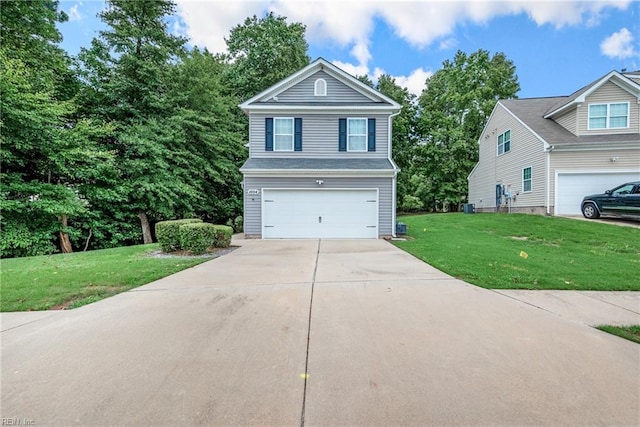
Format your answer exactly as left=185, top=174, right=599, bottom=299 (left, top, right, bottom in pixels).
left=0, top=244, right=210, bottom=312
left=393, top=213, right=640, bottom=291
left=596, top=325, right=640, bottom=344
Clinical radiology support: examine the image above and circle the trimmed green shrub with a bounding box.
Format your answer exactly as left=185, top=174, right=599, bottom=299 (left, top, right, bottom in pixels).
left=155, top=218, right=202, bottom=252
left=226, top=215, right=243, bottom=233
left=179, top=223, right=217, bottom=255
left=213, top=225, right=233, bottom=248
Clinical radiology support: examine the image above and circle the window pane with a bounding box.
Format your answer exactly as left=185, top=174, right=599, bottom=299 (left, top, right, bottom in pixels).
left=349, top=119, right=366, bottom=135
left=504, top=141, right=511, bottom=152
left=349, top=136, right=366, bottom=151
left=609, top=116, right=627, bottom=128
left=275, top=135, right=293, bottom=150
left=609, top=103, right=628, bottom=116
left=498, top=134, right=503, bottom=145
left=498, top=144, right=504, bottom=155
left=524, top=180, right=532, bottom=192
left=523, top=168, right=531, bottom=180
left=504, top=130, right=510, bottom=141
left=589, top=117, right=606, bottom=129
left=275, top=119, right=293, bottom=134
left=589, top=104, right=607, bottom=117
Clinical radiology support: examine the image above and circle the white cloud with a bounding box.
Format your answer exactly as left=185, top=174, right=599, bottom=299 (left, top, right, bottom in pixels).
left=331, top=59, right=369, bottom=78
left=175, top=0, right=632, bottom=84
left=175, top=0, right=266, bottom=53
left=68, top=4, right=82, bottom=22
left=393, top=67, right=434, bottom=97
left=600, top=27, right=637, bottom=59
left=438, top=37, right=457, bottom=51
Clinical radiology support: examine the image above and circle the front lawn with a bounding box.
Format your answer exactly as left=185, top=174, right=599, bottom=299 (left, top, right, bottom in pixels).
left=393, top=213, right=640, bottom=291
left=0, top=244, right=211, bottom=312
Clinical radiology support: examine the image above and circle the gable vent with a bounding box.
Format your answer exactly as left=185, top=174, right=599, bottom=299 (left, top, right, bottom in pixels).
left=314, top=78, right=327, bottom=96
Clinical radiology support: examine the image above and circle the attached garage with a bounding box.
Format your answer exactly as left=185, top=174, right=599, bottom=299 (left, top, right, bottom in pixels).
left=555, top=171, right=640, bottom=215
left=262, top=189, right=378, bottom=239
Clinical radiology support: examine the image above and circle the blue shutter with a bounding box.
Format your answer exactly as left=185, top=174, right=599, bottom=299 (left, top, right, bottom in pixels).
left=265, top=118, right=273, bottom=151
left=338, top=118, right=347, bottom=152
left=294, top=118, right=302, bottom=151
left=367, top=118, right=376, bottom=152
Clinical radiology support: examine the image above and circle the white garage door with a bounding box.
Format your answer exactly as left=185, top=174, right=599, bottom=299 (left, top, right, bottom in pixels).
left=262, top=189, right=378, bottom=239
left=556, top=171, right=640, bottom=215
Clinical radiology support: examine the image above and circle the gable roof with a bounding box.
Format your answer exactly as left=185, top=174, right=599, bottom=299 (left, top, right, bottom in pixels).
left=500, top=98, right=640, bottom=148
left=239, top=57, right=402, bottom=112
left=544, top=70, right=640, bottom=118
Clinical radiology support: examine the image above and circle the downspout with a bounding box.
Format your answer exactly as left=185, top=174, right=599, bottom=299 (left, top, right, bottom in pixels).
left=544, top=143, right=554, bottom=215
left=388, top=109, right=401, bottom=237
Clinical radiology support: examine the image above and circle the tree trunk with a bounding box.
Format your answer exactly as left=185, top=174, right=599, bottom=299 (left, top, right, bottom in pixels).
left=139, top=212, right=153, bottom=244
left=59, top=214, right=73, bottom=253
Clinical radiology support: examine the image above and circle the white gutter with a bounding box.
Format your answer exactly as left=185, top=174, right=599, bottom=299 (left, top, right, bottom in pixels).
left=388, top=109, right=402, bottom=237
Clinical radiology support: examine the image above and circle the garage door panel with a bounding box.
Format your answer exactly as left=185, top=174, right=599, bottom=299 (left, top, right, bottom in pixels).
left=262, top=189, right=378, bottom=239
left=556, top=172, right=640, bottom=215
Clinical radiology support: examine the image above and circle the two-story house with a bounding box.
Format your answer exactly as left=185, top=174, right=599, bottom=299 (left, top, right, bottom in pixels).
left=468, top=70, right=640, bottom=215
left=239, top=58, right=402, bottom=238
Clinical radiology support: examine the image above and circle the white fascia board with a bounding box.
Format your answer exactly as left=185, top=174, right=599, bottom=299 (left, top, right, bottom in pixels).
left=242, top=105, right=400, bottom=114
left=240, top=169, right=396, bottom=178
left=551, top=141, right=640, bottom=152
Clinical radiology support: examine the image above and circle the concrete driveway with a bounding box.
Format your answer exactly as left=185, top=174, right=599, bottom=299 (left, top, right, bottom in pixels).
left=1, top=239, right=639, bottom=426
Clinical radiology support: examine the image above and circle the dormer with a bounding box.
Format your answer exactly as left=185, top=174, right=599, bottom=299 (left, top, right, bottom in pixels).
left=544, top=70, right=640, bottom=137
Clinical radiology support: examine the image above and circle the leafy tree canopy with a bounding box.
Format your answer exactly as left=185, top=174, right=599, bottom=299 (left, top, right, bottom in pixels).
left=225, top=12, right=310, bottom=100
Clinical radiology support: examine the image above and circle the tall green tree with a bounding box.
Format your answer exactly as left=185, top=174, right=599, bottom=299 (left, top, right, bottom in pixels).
left=76, top=0, right=189, bottom=243
left=415, top=49, right=519, bottom=211
left=167, top=49, right=246, bottom=222
left=224, top=12, right=310, bottom=101
left=0, top=1, right=113, bottom=257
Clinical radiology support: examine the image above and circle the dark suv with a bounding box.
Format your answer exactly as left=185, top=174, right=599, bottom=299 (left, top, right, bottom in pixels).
left=581, top=181, right=640, bottom=220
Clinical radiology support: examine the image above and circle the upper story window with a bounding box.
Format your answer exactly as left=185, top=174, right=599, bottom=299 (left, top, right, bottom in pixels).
left=588, top=102, right=629, bottom=129
left=522, top=167, right=532, bottom=193
left=274, top=118, right=294, bottom=151
left=314, top=78, right=327, bottom=96
left=497, top=130, right=511, bottom=155
left=347, top=118, right=367, bottom=151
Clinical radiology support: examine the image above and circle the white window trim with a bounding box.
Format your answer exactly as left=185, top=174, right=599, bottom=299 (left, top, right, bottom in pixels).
left=497, top=129, right=511, bottom=156
left=314, top=78, right=327, bottom=96
left=522, top=166, right=532, bottom=193
left=274, top=117, right=294, bottom=152
left=587, top=102, right=629, bottom=130
left=347, top=118, right=368, bottom=152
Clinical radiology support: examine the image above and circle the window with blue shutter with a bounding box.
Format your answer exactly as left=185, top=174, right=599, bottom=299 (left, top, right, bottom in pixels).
left=338, top=118, right=347, bottom=151
left=367, top=118, right=376, bottom=152
left=265, top=118, right=273, bottom=151
left=294, top=118, right=302, bottom=151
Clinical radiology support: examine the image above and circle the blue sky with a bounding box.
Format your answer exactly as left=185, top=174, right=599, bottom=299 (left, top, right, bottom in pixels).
left=58, top=1, right=639, bottom=98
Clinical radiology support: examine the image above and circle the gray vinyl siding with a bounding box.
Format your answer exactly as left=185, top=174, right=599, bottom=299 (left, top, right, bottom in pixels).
left=579, top=81, right=639, bottom=135
left=275, top=70, right=372, bottom=103
left=243, top=176, right=394, bottom=237
left=467, top=104, right=546, bottom=210
left=555, top=109, right=577, bottom=135
left=249, top=113, right=389, bottom=158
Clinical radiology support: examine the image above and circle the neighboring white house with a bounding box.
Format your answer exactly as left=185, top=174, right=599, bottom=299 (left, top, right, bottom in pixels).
left=239, top=58, right=402, bottom=238
left=468, top=70, right=640, bottom=215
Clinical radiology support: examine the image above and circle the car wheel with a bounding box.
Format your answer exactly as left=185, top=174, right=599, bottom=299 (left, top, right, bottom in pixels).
left=582, top=202, right=600, bottom=219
